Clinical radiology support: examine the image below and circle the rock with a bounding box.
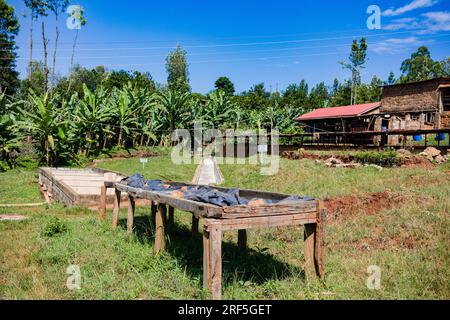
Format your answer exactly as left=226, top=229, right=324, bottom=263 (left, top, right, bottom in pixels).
left=419, top=152, right=428, bottom=157
left=435, top=155, right=445, bottom=164
left=423, top=147, right=441, bottom=158
left=397, top=149, right=412, bottom=156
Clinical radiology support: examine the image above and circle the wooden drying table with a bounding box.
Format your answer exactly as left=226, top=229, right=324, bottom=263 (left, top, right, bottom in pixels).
left=99, top=181, right=326, bottom=300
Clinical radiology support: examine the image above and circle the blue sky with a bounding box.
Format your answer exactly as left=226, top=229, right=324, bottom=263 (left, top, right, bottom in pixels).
left=7, top=0, right=450, bottom=93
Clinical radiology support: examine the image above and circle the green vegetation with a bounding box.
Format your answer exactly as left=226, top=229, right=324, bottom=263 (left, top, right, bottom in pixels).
left=354, top=150, right=398, bottom=167
left=1, top=156, right=448, bottom=299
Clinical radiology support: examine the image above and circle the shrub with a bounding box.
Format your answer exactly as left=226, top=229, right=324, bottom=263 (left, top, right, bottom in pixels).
left=354, top=150, right=398, bottom=167
left=41, top=217, right=69, bottom=237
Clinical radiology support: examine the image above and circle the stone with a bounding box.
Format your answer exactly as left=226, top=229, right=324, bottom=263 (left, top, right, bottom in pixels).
left=435, top=155, right=445, bottom=164
left=396, top=149, right=412, bottom=156
left=423, top=147, right=441, bottom=158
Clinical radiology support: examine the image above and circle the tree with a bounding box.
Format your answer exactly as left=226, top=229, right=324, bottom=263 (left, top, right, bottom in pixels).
left=282, top=80, right=309, bottom=113
left=20, top=60, right=46, bottom=96
left=386, top=71, right=396, bottom=85
left=67, top=4, right=87, bottom=94
left=155, top=90, right=191, bottom=144
left=308, top=82, right=329, bottom=109
left=329, top=79, right=351, bottom=107
left=165, top=45, right=190, bottom=93
left=0, top=0, right=20, bottom=95
left=24, top=0, right=47, bottom=81
left=340, top=38, right=368, bottom=105
left=214, top=76, right=235, bottom=96
left=48, top=0, right=70, bottom=93
left=399, top=47, right=443, bottom=83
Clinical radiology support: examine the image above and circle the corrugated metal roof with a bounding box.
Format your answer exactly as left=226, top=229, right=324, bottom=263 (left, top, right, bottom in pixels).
left=295, top=102, right=381, bottom=121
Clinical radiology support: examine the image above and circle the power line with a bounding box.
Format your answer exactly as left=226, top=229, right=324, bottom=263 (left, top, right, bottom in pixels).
left=4, top=30, right=426, bottom=52
left=3, top=33, right=449, bottom=61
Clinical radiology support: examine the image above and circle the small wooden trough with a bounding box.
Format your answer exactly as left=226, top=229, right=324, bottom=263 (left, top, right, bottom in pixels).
left=39, top=167, right=126, bottom=207
left=101, top=180, right=326, bottom=300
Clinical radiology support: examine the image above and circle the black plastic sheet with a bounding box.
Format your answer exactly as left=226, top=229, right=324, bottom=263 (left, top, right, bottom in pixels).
left=121, top=174, right=314, bottom=207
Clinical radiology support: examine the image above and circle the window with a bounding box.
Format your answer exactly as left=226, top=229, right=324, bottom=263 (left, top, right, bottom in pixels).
left=443, top=88, right=450, bottom=112
left=426, top=113, right=435, bottom=124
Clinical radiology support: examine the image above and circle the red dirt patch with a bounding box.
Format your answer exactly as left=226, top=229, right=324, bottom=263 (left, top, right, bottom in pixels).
left=397, top=155, right=434, bottom=168
left=324, top=191, right=407, bottom=218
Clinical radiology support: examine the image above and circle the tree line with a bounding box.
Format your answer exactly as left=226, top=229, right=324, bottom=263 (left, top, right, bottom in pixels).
left=0, top=0, right=449, bottom=170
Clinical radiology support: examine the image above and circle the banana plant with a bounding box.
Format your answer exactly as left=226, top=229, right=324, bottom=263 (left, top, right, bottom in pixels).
left=14, top=90, right=64, bottom=166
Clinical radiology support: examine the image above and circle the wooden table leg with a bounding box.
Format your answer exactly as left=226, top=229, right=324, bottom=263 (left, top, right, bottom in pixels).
left=192, top=214, right=199, bottom=234
left=150, top=201, right=157, bottom=228
left=127, top=195, right=135, bottom=236
left=168, top=206, right=174, bottom=232
left=99, top=185, right=107, bottom=221
left=203, top=220, right=222, bottom=300
left=154, top=204, right=167, bottom=255
left=238, top=229, right=247, bottom=249
left=315, top=202, right=326, bottom=277
left=304, top=223, right=317, bottom=280
left=112, top=188, right=121, bottom=229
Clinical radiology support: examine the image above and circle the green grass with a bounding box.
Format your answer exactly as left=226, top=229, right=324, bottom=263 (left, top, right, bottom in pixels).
left=0, top=170, right=44, bottom=204
left=96, top=155, right=197, bottom=183
left=0, top=155, right=449, bottom=299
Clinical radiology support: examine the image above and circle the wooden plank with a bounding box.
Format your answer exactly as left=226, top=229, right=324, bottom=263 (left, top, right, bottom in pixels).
left=192, top=214, right=199, bottom=234
left=99, top=185, right=107, bottom=221
left=314, top=201, right=326, bottom=278
left=127, top=195, right=135, bottom=235
left=203, top=220, right=222, bottom=300
left=304, top=223, right=316, bottom=281
left=154, top=204, right=166, bottom=255
left=238, top=230, right=247, bottom=249
left=221, top=201, right=317, bottom=218
left=112, top=188, right=121, bottom=229
left=215, top=212, right=317, bottom=231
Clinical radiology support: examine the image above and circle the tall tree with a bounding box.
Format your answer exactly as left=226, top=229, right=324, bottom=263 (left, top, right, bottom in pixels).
left=399, top=46, right=444, bottom=83
left=309, top=82, right=329, bottom=110
left=0, top=0, right=20, bottom=95
left=67, top=4, right=87, bottom=94
left=48, top=0, right=70, bottom=93
left=282, top=80, right=309, bottom=112
left=386, top=71, right=396, bottom=85
left=24, top=0, right=47, bottom=81
left=340, top=38, right=368, bottom=105
left=165, top=45, right=190, bottom=93
left=214, top=76, right=235, bottom=96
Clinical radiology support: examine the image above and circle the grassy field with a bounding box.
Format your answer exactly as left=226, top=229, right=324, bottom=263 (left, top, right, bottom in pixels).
left=0, top=155, right=449, bottom=299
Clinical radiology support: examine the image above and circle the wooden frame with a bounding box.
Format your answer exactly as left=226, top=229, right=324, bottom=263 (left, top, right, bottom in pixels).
left=101, top=181, right=326, bottom=300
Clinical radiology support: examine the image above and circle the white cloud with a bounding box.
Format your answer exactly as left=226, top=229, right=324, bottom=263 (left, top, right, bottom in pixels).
left=382, top=10, right=450, bottom=34
left=370, top=37, right=433, bottom=54
left=422, top=11, right=450, bottom=23
left=383, top=0, right=439, bottom=17
left=383, top=17, right=421, bottom=30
